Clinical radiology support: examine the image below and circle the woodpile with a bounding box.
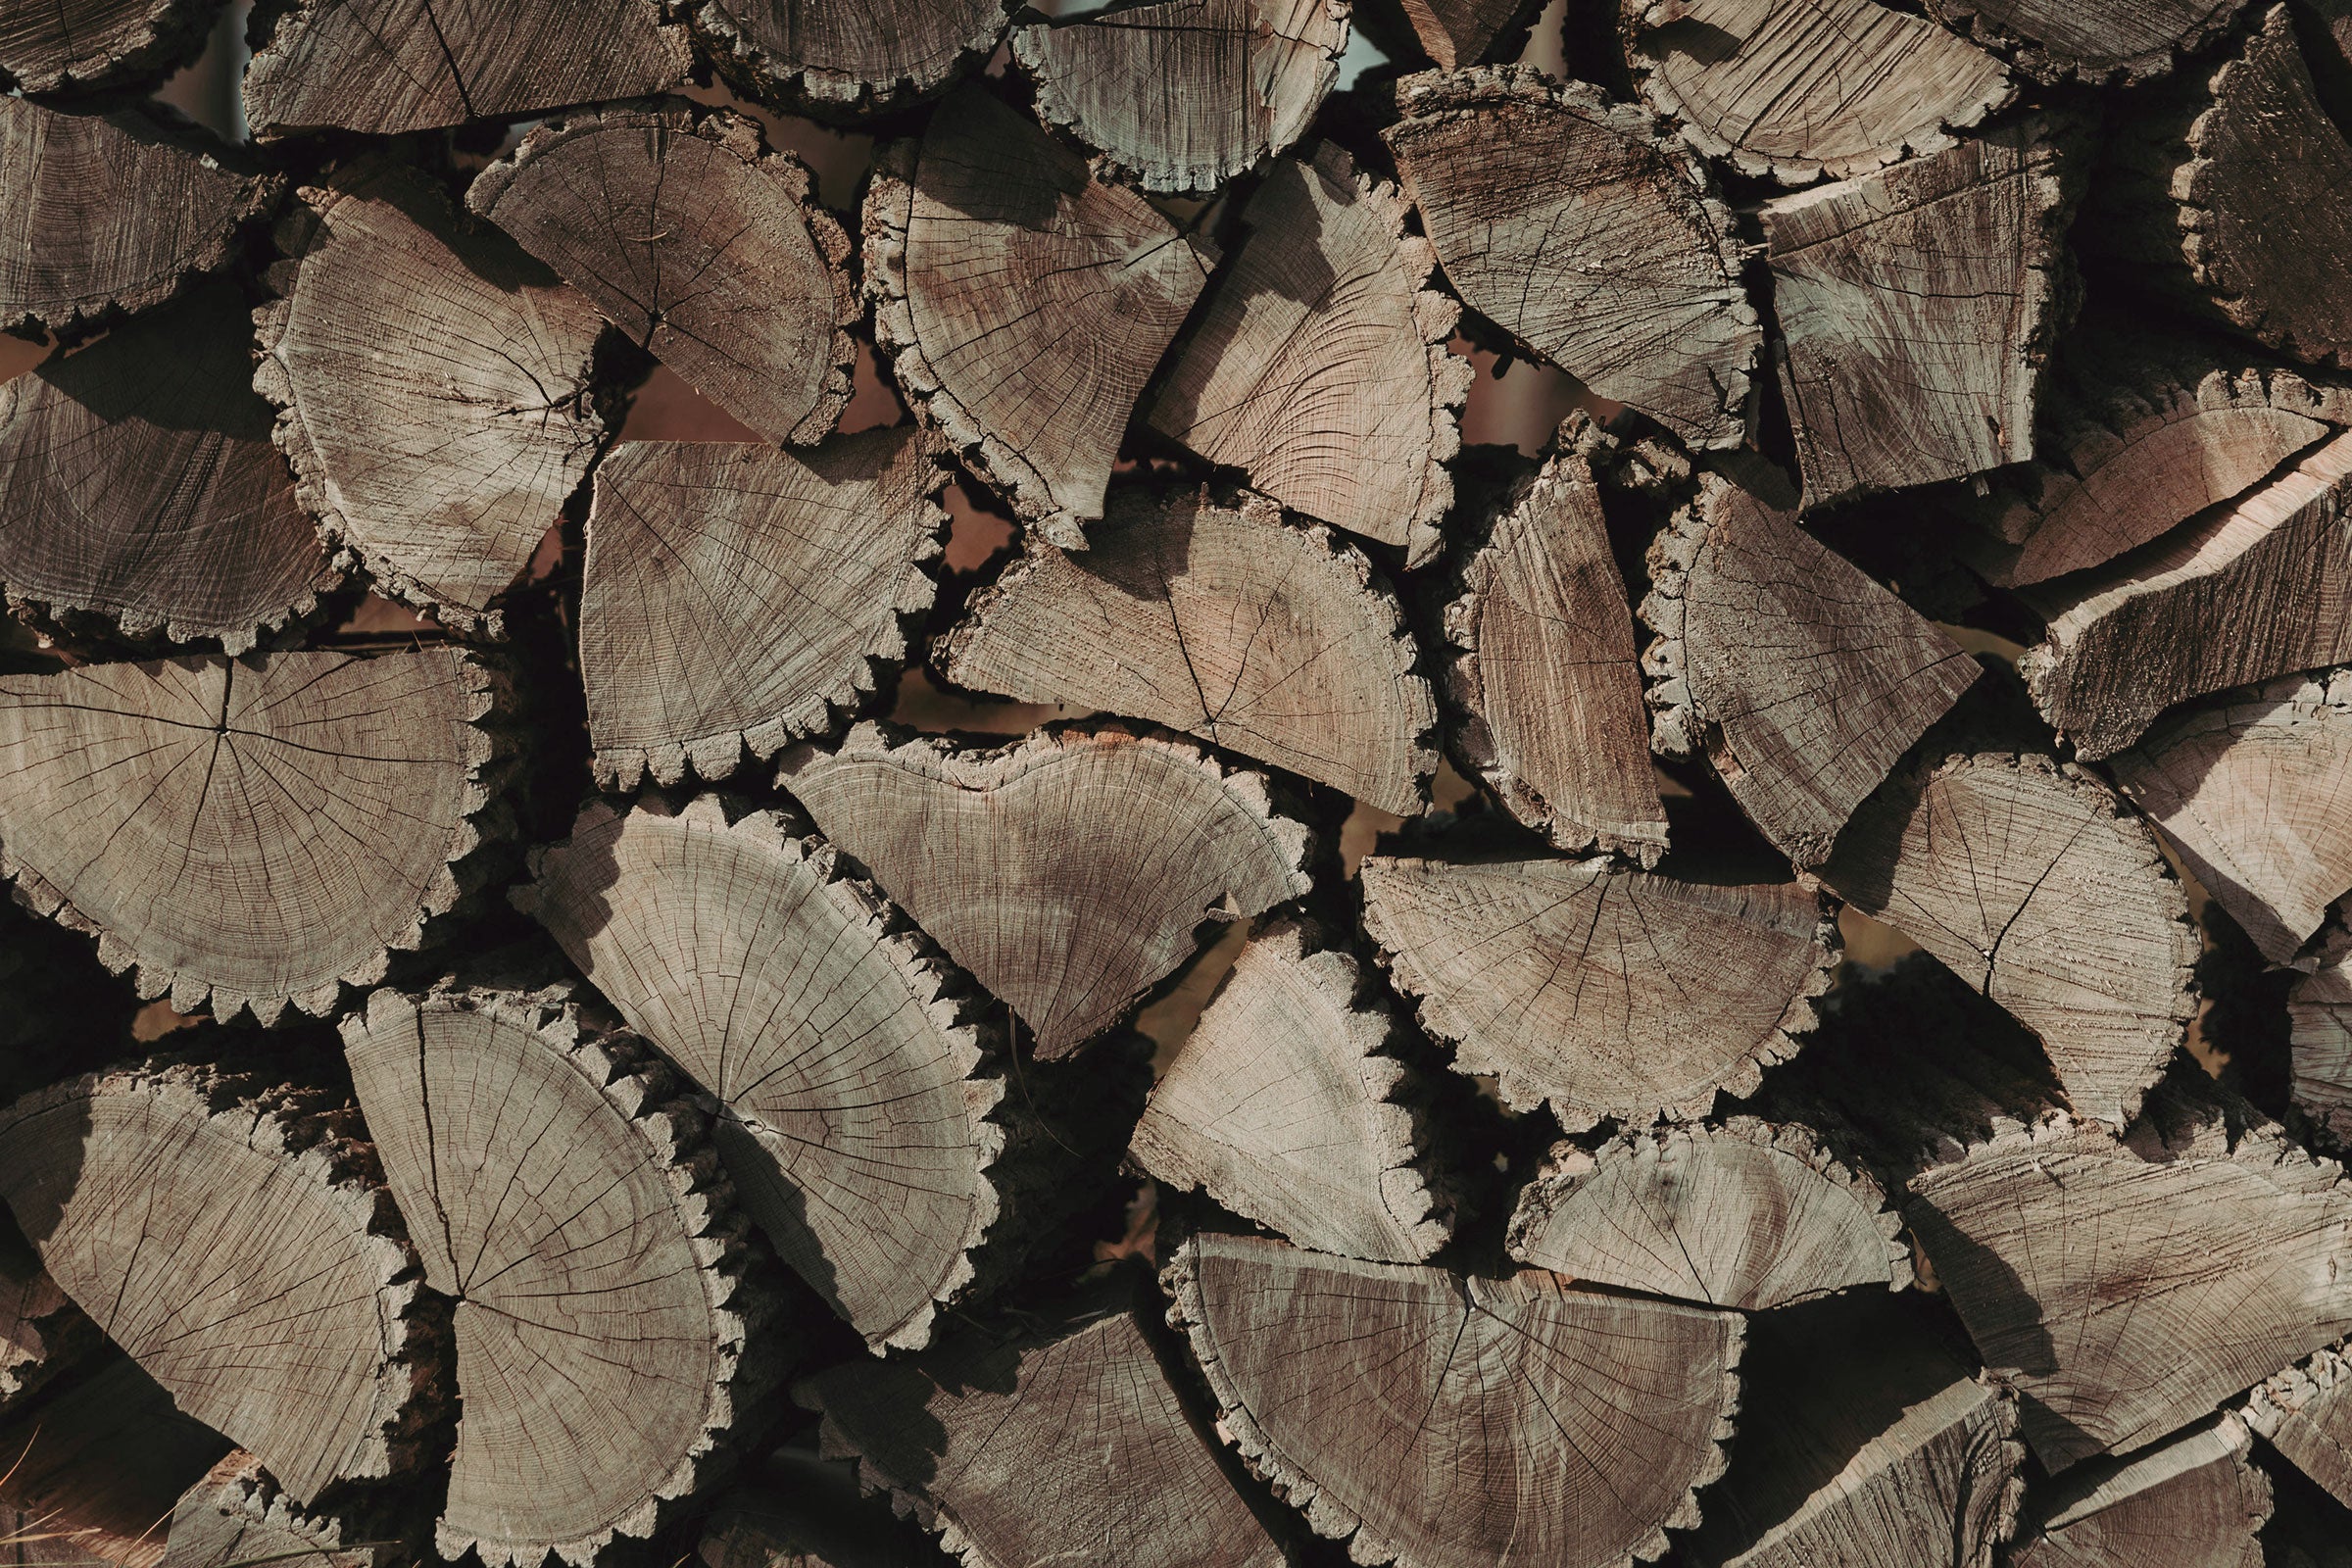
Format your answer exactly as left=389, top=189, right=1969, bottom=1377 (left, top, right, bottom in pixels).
left=8, top=3, right=2352, bottom=1567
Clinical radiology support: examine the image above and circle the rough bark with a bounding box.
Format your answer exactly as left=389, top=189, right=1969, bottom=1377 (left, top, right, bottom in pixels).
left=2291, top=933, right=2352, bottom=1148
left=468, top=100, right=857, bottom=449
left=935, top=488, right=1439, bottom=815
left=776, top=721, right=1315, bottom=1059
left=1146, top=142, right=1470, bottom=564
left=161, top=1451, right=397, bottom=1568
left=690, top=0, right=1007, bottom=119
left=0, top=0, right=217, bottom=91
left=864, top=84, right=1209, bottom=549
left=2246, top=1341, right=2352, bottom=1514
left=254, top=157, right=607, bottom=636
left=1381, top=66, right=1759, bottom=450
left=0, top=649, right=510, bottom=1023
left=2012, top=1414, right=2271, bottom=1568
left=580, top=428, right=948, bottom=791
left=0, top=1354, right=233, bottom=1568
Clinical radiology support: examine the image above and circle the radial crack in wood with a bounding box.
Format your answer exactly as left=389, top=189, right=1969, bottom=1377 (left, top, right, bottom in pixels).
left=2012, top=1413, right=2270, bottom=1568
left=1922, top=0, right=2247, bottom=79
left=2291, top=932, right=2352, bottom=1149
left=0, top=1354, right=232, bottom=1568
left=691, top=0, right=1007, bottom=119
left=2246, top=1341, right=2352, bottom=1514
left=162, top=1451, right=396, bottom=1568
left=0, top=0, right=218, bottom=90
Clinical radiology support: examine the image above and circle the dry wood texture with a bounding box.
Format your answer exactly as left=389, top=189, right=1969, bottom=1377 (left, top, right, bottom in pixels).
left=2292, top=935, right=2352, bottom=1148
left=691, top=0, right=1006, bottom=117
left=0, top=1353, right=233, bottom=1568
left=0, top=0, right=215, bottom=91
left=162, top=1450, right=394, bottom=1568
left=1353, top=0, right=1544, bottom=67
left=2247, top=1342, right=2352, bottom=1513
left=0, top=1221, right=92, bottom=1417
left=2011, top=1414, right=2270, bottom=1568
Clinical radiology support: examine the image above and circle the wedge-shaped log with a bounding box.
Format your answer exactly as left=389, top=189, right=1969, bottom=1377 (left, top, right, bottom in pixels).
left=1351, top=0, right=1545, bottom=67
left=0, top=0, right=216, bottom=91
left=2246, top=1342, right=2352, bottom=1514
left=691, top=0, right=1006, bottom=118
left=1167, top=1231, right=1742, bottom=1568
left=0, top=1061, right=438, bottom=1504
left=865, top=85, right=1208, bottom=548
left=1381, top=66, right=1758, bottom=450
left=0, top=1354, right=231, bottom=1568
left=581, top=430, right=946, bottom=790
left=2012, top=1415, right=2270, bottom=1568
left=0, top=649, right=509, bottom=1022
left=936, top=489, right=1438, bottom=814
left=778, top=722, right=1314, bottom=1059
left=162, top=1451, right=395, bottom=1568
left=2291, top=935, right=2352, bottom=1148
left=255, top=157, right=606, bottom=636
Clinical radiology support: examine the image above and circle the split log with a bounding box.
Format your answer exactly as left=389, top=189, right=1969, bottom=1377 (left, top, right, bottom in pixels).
left=1629, top=0, right=2014, bottom=183
left=1165, top=1231, right=1743, bottom=1568
left=1348, top=0, right=1547, bottom=68
left=1922, top=0, right=2247, bottom=81
left=468, top=101, right=857, bottom=450
left=1820, top=751, right=2197, bottom=1128
left=803, top=1282, right=1288, bottom=1568
left=2016, top=427, right=2352, bottom=760
left=1357, top=855, right=1838, bottom=1130
left=1380, top=66, right=1759, bottom=450
left=516, top=796, right=1011, bottom=1354
left=698, top=1450, right=941, bottom=1568
left=2012, top=1414, right=2270, bottom=1568
left=1010, top=0, right=1348, bottom=193
left=1129, top=916, right=1452, bottom=1264
left=162, top=1451, right=397, bottom=1568
left=0, top=277, right=338, bottom=651
left=255, top=157, right=607, bottom=636
left=342, top=987, right=763, bottom=1565
left=2246, top=1341, right=2352, bottom=1513
left=0, top=1060, right=440, bottom=1504
left=1505, top=1117, right=1911, bottom=1310
left=0, top=1354, right=233, bottom=1568
left=0, top=100, right=277, bottom=338
left=1639, top=473, right=1981, bottom=866
left=0, top=0, right=215, bottom=91
left=691, top=0, right=1006, bottom=119
left=864, top=85, right=1209, bottom=549
left=776, top=722, right=1315, bottom=1059
left=2290, top=935, right=2352, bottom=1147
left=0, top=649, right=509, bottom=1022
left=580, top=429, right=947, bottom=790
left=934, top=488, right=1440, bottom=814
left=1761, top=114, right=2081, bottom=506
left=242, top=0, right=688, bottom=137
left=1144, top=143, right=1470, bottom=564
left=1906, top=1089, right=2352, bottom=1471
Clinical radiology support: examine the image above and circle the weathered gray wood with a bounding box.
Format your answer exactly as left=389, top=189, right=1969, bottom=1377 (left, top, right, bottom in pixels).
left=0, top=0, right=217, bottom=90
left=2246, top=1342, right=2352, bottom=1515
left=2013, top=1414, right=2270, bottom=1568
left=0, top=1354, right=231, bottom=1568
left=691, top=0, right=1007, bottom=119
left=162, top=1450, right=397, bottom=1568
left=1381, top=66, right=1759, bottom=450
left=2292, top=932, right=2352, bottom=1149
left=1922, top=0, right=2247, bottom=80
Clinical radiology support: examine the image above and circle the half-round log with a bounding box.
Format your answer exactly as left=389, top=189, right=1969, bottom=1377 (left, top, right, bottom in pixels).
left=1923, top=0, right=2247, bottom=80
left=161, top=1451, right=394, bottom=1568
left=0, top=0, right=216, bottom=91
left=2246, top=1342, right=2352, bottom=1514
left=2012, top=1414, right=2270, bottom=1568
left=691, top=0, right=1007, bottom=119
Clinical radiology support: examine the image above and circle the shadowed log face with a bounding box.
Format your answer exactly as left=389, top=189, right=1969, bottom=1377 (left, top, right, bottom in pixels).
left=2247, top=1343, right=2352, bottom=1515
left=2011, top=1415, right=2269, bottom=1568
left=161, top=1451, right=396, bottom=1568
left=691, top=0, right=1007, bottom=117
left=2292, top=933, right=2352, bottom=1148
left=1924, top=0, right=2247, bottom=80
left=0, top=1354, right=231, bottom=1568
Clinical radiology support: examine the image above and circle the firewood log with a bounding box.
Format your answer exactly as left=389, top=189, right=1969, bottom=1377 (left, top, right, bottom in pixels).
left=1380, top=66, right=1760, bottom=450
left=0, top=1354, right=233, bottom=1568
left=698, top=1450, right=943, bottom=1568
left=863, top=85, right=1209, bottom=549
left=1145, top=143, right=1471, bottom=564
left=2246, top=1341, right=2352, bottom=1514
left=690, top=0, right=1008, bottom=120
left=2012, top=1414, right=2271, bottom=1568
left=1761, top=113, right=2082, bottom=506
left=1639, top=473, right=1980, bottom=866
left=254, top=157, right=607, bottom=636
left=1923, top=0, right=2248, bottom=81
left=1358, top=854, right=1838, bottom=1131
left=0, top=0, right=215, bottom=92
left=0, top=649, right=510, bottom=1023
left=1009, top=0, right=1348, bottom=193
left=935, top=488, right=1440, bottom=815
left=1164, top=1231, right=1743, bottom=1568
left=1349, top=0, right=1549, bottom=67
left=0, top=1219, right=93, bottom=1419
left=468, top=100, right=857, bottom=450
left=1505, top=1117, right=1912, bottom=1310
left=2291, top=933, right=2352, bottom=1147
left=0, top=1060, right=442, bottom=1504
left=161, top=1451, right=398, bottom=1568
left=776, top=722, right=1315, bottom=1059
left=579, top=429, right=947, bottom=791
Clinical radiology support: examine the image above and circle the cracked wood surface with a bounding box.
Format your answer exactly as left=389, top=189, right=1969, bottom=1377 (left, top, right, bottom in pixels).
left=2290, top=930, right=2352, bottom=1148
left=469, top=99, right=856, bottom=450
left=162, top=1450, right=394, bottom=1568
left=580, top=429, right=947, bottom=791
left=935, top=487, right=1439, bottom=815
left=1382, top=66, right=1758, bottom=450
left=1357, top=855, right=1838, bottom=1132
left=1924, top=0, right=2245, bottom=80
left=2247, top=1341, right=2352, bottom=1514
left=0, top=0, right=216, bottom=90
left=1353, top=0, right=1548, bottom=67
left=2012, top=1414, right=2269, bottom=1568
left=690, top=0, right=1006, bottom=118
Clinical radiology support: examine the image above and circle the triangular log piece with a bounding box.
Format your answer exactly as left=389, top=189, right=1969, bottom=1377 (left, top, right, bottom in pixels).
left=2016, top=427, right=2352, bottom=761
left=1681, top=1293, right=2024, bottom=1568
left=1165, top=1231, right=1743, bottom=1568
left=516, top=797, right=1010, bottom=1354
left=0, top=0, right=216, bottom=91
left=698, top=1449, right=944, bottom=1568
left=1639, top=473, right=1980, bottom=866
left=2291, top=933, right=2352, bottom=1148
left=0, top=1354, right=233, bottom=1568
left=1906, top=1091, right=2352, bottom=1471
left=0, top=1061, right=440, bottom=1505
left=1010, top=0, right=1348, bottom=194
left=580, top=429, right=948, bottom=791
left=1505, top=1117, right=1912, bottom=1310
left=1358, top=855, right=1838, bottom=1131
left=2247, top=1342, right=2352, bottom=1513
left=1145, top=142, right=1469, bottom=564
left=242, top=0, right=688, bottom=137
left=468, top=100, right=857, bottom=449
left=934, top=488, right=1439, bottom=815
left=1630, top=0, right=2013, bottom=183
left=1129, top=915, right=1452, bottom=1264
left=161, top=1451, right=397, bottom=1568
left=1443, top=445, right=1667, bottom=862
left=254, top=157, right=607, bottom=636
left=0, top=649, right=509, bottom=1023
left=863, top=85, right=1209, bottom=549
left=1924, top=0, right=2247, bottom=80
left=1761, top=113, right=2081, bottom=506
left=1349, top=0, right=1549, bottom=68
left=776, top=722, right=1315, bottom=1059
left=0, top=100, right=277, bottom=338
left=0, top=277, right=338, bottom=651
left=0, top=1217, right=94, bottom=1418
left=2110, top=670, right=2352, bottom=963
left=1821, top=751, right=2197, bottom=1129
left=690, top=0, right=1007, bottom=119
left=803, top=1284, right=1288, bottom=1568
left=343, top=988, right=766, bottom=1565
left=2012, top=1414, right=2270, bottom=1568
left=1380, top=66, right=1759, bottom=450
